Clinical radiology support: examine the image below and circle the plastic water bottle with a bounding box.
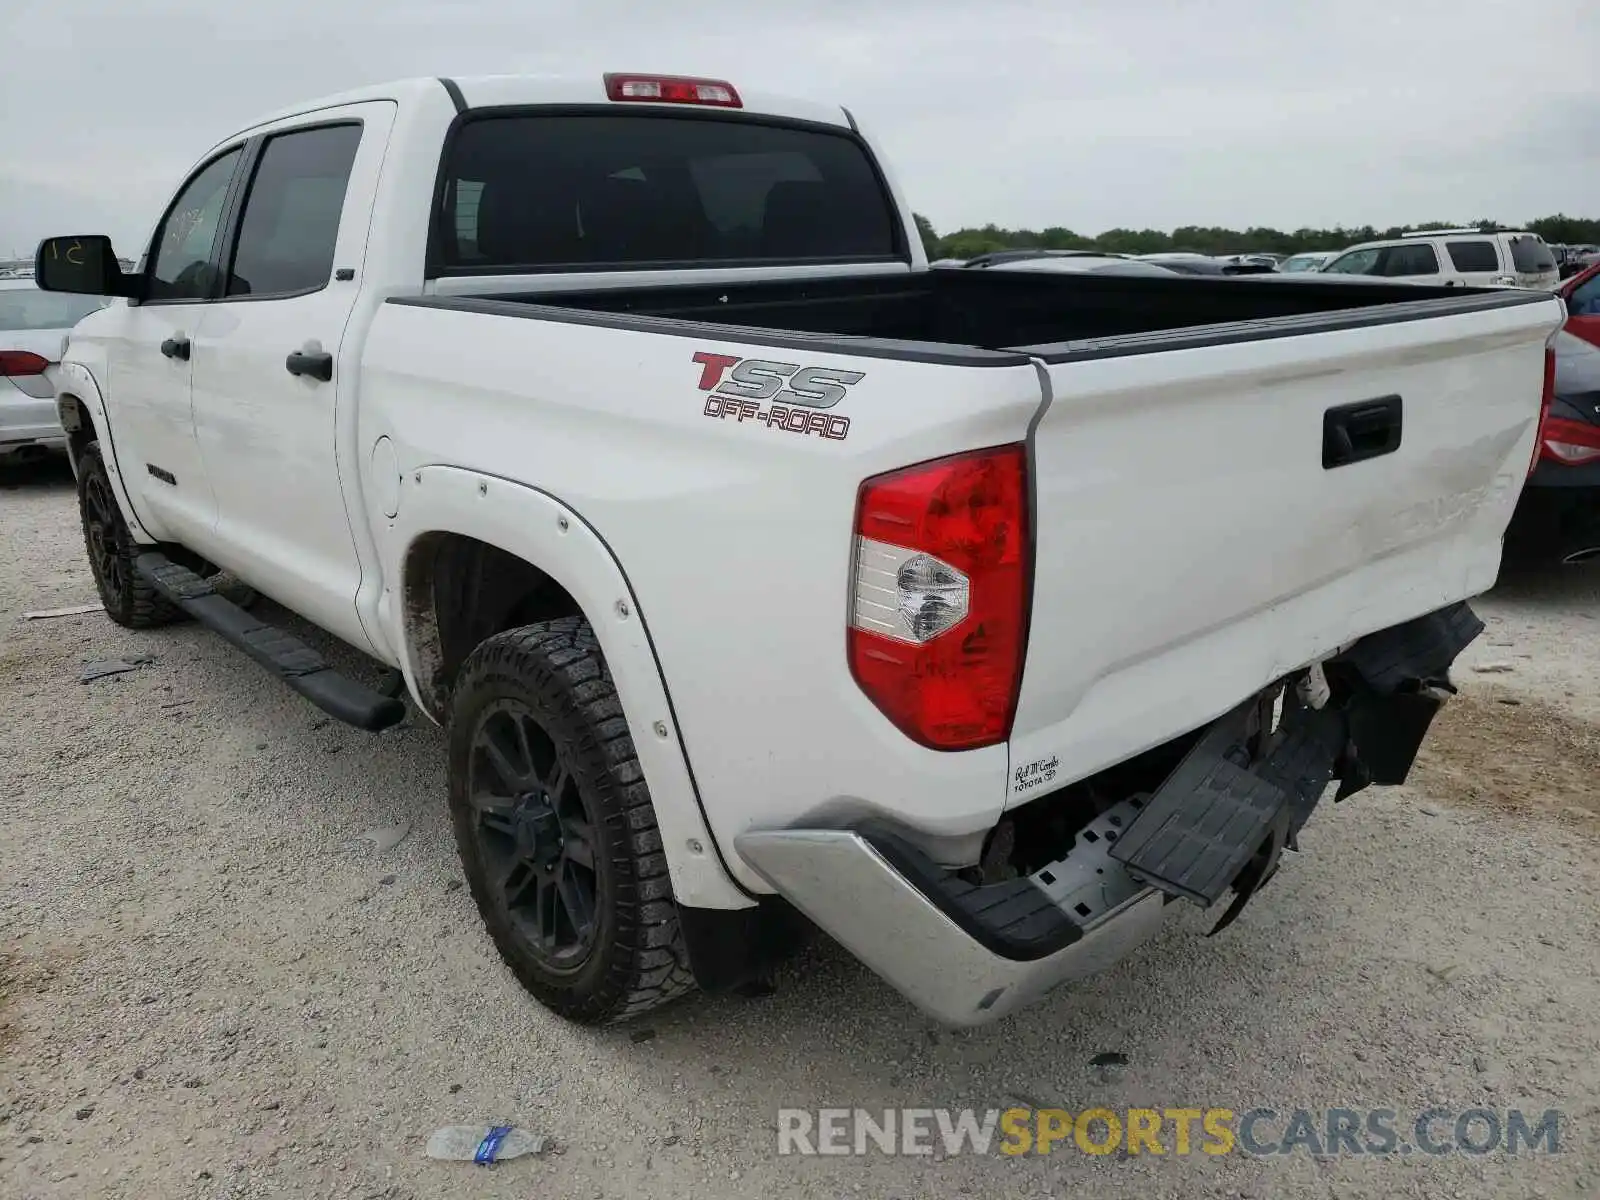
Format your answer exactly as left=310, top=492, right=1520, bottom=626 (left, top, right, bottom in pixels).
left=425, top=1125, right=547, bottom=1164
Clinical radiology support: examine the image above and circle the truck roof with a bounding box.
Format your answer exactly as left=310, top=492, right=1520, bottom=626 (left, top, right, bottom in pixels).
left=224, top=73, right=855, bottom=147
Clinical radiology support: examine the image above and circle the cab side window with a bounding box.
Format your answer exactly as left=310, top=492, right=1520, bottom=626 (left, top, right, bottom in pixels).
left=146, top=148, right=243, bottom=303
left=1447, top=240, right=1499, bottom=273
left=224, top=124, right=363, bottom=299
left=1379, top=243, right=1440, bottom=277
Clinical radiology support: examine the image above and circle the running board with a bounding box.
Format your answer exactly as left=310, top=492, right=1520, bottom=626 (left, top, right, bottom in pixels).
left=134, top=552, right=406, bottom=732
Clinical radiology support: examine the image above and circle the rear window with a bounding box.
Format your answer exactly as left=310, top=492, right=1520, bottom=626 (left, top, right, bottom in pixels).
left=434, top=114, right=901, bottom=272
left=1446, top=240, right=1500, bottom=272
left=1509, top=236, right=1557, bottom=274
left=0, top=288, right=107, bottom=331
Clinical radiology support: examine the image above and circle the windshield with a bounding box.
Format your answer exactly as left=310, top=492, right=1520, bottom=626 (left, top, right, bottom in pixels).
left=1280, top=255, right=1326, bottom=273
left=435, top=114, right=901, bottom=272
left=1324, top=248, right=1381, bottom=275
left=0, top=287, right=107, bottom=332
left=1509, top=236, right=1557, bottom=274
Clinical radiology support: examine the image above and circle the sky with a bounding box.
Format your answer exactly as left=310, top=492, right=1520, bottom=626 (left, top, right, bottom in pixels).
left=2, top=0, right=1596, bottom=256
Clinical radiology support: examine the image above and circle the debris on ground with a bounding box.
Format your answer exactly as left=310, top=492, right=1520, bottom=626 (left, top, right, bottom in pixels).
left=78, top=657, right=154, bottom=683
left=23, top=603, right=103, bottom=620
left=1470, top=661, right=1515, bottom=673
left=354, top=822, right=411, bottom=853
left=424, top=1125, right=548, bottom=1164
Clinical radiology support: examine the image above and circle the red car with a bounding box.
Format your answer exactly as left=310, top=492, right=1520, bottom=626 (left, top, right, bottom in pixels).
left=1507, top=262, right=1600, bottom=564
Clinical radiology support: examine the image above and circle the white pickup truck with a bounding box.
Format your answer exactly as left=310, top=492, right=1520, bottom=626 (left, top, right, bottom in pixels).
left=36, top=72, right=1564, bottom=1028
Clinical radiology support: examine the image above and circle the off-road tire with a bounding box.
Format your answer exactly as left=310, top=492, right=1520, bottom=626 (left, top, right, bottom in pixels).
left=447, top=617, right=696, bottom=1024
left=76, top=440, right=180, bottom=629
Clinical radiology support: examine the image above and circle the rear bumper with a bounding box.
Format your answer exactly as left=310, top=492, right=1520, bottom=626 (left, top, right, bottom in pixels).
left=737, top=603, right=1483, bottom=1027
left=736, top=826, right=1172, bottom=1027
left=0, top=392, right=66, bottom=448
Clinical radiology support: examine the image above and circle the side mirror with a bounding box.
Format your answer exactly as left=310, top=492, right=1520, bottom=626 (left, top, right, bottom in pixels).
left=34, top=235, right=136, bottom=298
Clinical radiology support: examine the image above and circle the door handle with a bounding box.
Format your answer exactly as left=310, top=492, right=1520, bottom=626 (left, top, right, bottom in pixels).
left=285, top=349, right=333, bottom=382
left=160, top=336, right=191, bottom=361
left=1323, top=395, right=1403, bottom=469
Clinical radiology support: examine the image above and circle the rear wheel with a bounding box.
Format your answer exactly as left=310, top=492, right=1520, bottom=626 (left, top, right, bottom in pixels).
left=77, top=440, right=179, bottom=629
left=447, top=617, right=695, bottom=1024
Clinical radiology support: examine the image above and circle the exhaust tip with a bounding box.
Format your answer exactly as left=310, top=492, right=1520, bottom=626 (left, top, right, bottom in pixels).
left=1561, top=546, right=1600, bottom=565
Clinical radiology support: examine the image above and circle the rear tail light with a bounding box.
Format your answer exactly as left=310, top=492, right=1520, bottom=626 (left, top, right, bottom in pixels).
left=848, top=444, right=1030, bottom=751
left=1540, top=416, right=1600, bottom=466
left=0, top=350, right=49, bottom=377
left=1529, top=345, right=1555, bottom=477
left=604, top=73, right=742, bottom=108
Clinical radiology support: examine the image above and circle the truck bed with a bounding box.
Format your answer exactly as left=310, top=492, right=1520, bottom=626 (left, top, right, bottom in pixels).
left=427, top=268, right=1554, bottom=361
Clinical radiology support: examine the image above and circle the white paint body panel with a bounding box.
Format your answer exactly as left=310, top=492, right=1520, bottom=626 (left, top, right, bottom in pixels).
left=359, top=304, right=1040, bottom=895
left=186, top=100, right=399, bottom=652
left=54, top=73, right=1566, bottom=914
left=1011, top=303, right=1558, bottom=803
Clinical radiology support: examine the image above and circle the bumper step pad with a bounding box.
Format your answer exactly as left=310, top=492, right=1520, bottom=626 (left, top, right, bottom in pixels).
left=1110, top=601, right=1483, bottom=912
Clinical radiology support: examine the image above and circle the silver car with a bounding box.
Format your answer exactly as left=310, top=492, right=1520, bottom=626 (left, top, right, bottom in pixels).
left=0, top=278, right=109, bottom=461
left=1279, top=251, right=1336, bottom=273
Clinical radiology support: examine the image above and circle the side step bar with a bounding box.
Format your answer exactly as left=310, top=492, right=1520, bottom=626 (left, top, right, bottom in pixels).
left=134, top=552, right=406, bottom=732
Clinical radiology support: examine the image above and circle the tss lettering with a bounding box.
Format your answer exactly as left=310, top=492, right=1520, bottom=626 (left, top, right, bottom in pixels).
left=692, top=351, right=865, bottom=410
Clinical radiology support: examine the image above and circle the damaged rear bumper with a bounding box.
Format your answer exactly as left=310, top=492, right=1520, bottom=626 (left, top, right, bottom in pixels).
left=735, top=602, right=1482, bottom=1027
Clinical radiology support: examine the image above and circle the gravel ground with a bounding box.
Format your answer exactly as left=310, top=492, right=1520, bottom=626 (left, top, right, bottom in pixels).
left=2, top=455, right=1598, bottom=1200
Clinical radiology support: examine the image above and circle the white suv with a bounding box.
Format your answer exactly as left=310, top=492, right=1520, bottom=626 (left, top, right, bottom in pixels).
left=1322, top=229, right=1560, bottom=289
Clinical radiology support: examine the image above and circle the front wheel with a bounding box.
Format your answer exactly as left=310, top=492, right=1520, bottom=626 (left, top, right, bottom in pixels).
left=76, top=440, right=178, bottom=629
left=447, top=617, right=695, bottom=1024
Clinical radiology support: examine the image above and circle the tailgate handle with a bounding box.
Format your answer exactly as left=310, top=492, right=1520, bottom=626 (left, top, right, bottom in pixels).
left=1323, top=395, right=1402, bottom=469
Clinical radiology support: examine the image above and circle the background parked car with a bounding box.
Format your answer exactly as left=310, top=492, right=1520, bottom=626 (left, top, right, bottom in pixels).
left=1554, top=244, right=1600, bottom=280
left=1505, top=262, right=1600, bottom=564
left=959, top=249, right=1182, bottom=276
left=1135, top=252, right=1229, bottom=275
left=1279, top=251, right=1336, bottom=273
left=0, top=279, right=109, bottom=462
left=1322, top=229, right=1561, bottom=289
left=1217, top=253, right=1281, bottom=272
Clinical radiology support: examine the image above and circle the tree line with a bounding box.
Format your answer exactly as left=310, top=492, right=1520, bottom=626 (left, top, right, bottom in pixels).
left=912, top=213, right=1600, bottom=261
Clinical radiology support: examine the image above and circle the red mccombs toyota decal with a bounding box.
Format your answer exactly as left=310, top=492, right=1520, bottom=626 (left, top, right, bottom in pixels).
left=692, top=351, right=861, bottom=441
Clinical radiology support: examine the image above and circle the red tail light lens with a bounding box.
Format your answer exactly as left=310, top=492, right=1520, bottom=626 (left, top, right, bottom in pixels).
left=1540, top=416, right=1600, bottom=465
left=0, top=350, right=49, bottom=377
left=848, top=444, right=1030, bottom=751
left=1529, top=344, right=1555, bottom=477
left=604, top=74, right=742, bottom=108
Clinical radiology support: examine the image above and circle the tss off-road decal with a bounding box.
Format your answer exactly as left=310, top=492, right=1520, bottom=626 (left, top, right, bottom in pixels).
left=692, top=351, right=863, bottom=441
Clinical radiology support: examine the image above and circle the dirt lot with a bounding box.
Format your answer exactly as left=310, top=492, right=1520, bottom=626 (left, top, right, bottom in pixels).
left=3, top=455, right=1598, bottom=1200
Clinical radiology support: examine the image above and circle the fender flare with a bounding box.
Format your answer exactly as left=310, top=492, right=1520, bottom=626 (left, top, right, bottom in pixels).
left=380, top=465, right=757, bottom=912
left=53, top=362, right=161, bottom=543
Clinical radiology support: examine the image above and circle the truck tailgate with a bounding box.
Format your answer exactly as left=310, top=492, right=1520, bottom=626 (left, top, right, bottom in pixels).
left=1005, top=292, right=1564, bottom=802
